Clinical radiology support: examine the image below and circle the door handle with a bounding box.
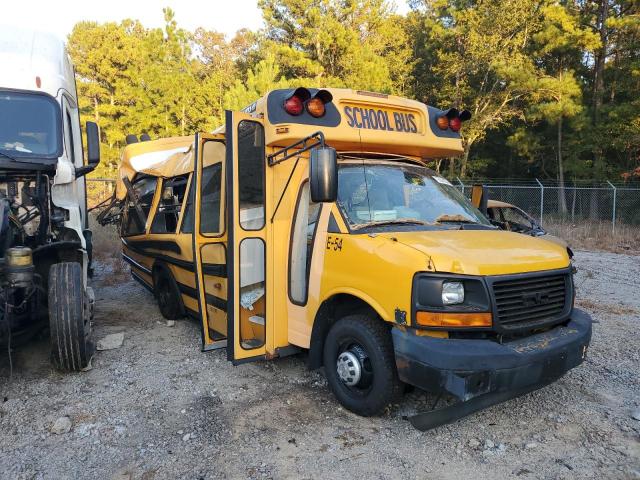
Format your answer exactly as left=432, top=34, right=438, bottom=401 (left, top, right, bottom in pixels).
left=214, top=282, right=222, bottom=289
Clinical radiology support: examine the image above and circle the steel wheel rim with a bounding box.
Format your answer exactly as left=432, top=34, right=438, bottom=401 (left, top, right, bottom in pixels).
left=335, top=338, right=374, bottom=394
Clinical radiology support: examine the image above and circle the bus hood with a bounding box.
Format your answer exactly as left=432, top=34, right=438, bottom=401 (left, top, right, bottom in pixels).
left=381, top=230, right=570, bottom=276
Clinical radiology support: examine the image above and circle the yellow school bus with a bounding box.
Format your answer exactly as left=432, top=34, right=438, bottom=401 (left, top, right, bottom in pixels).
left=103, top=88, right=592, bottom=429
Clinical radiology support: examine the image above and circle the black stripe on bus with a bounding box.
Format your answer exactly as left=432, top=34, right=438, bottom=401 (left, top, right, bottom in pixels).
left=125, top=238, right=182, bottom=254
left=123, top=239, right=227, bottom=278
left=202, top=263, right=227, bottom=277
left=177, top=282, right=227, bottom=312
left=131, top=270, right=153, bottom=292
left=122, top=252, right=152, bottom=275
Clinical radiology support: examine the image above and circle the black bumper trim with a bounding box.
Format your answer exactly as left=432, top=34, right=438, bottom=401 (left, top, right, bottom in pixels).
left=392, top=308, right=592, bottom=403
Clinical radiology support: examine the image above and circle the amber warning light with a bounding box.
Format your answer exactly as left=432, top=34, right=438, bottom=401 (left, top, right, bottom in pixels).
left=283, top=88, right=333, bottom=118
left=436, top=108, right=471, bottom=132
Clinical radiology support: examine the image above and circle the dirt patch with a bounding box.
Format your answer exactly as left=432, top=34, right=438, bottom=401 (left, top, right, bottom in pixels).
left=545, top=220, right=640, bottom=255
left=0, top=250, right=639, bottom=479
left=577, top=298, right=638, bottom=316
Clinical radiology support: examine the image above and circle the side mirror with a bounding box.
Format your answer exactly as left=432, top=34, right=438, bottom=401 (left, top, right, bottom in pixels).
left=471, top=184, right=487, bottom=215
left=77, top=122, right=101, bottom=178
left=86, top=121, right=101, bottom=167
left=309, top=147, right=337, bottom=203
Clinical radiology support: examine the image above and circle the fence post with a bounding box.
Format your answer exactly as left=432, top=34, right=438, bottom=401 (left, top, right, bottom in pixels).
left=535, top=178, right=544, bottom=225
left=607, top=180, right=617, bottom=233
left=456, top=177, right=465, bottom=196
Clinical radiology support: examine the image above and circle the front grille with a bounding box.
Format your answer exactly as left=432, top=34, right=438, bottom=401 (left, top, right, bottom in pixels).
left=492, top=273, right=569, bottom=330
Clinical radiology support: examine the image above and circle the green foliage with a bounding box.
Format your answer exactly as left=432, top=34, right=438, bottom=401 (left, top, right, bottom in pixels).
left=67, top=1, right=639, bottom=182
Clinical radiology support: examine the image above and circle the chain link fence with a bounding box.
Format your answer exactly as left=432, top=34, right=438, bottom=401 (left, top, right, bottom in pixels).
left=454, top=178, right=640, bottom=231
left=86, top=178, right=116, bottom=209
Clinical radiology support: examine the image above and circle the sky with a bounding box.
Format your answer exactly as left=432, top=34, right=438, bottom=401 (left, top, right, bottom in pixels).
left=2, top=0, right=411, bottom=41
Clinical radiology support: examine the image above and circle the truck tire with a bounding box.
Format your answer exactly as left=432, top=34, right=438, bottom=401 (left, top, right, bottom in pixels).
left=153, top=266, right=184, bottom=320
left=323, top=314, right=402, bottom=416
left=49, top=262, right=93, bottom=371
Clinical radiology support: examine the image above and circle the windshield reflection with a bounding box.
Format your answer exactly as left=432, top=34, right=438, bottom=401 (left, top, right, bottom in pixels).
left=0, top=91, right=61, bottom=159
left=337, top=161, right=491, bottom=230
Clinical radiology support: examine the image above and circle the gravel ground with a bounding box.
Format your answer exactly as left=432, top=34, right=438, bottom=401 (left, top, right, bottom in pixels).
left=1, top=250, right=639, bottom=480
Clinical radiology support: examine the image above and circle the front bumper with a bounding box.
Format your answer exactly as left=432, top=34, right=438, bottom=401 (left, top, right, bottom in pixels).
left=392, top=308, right=592, bottom=402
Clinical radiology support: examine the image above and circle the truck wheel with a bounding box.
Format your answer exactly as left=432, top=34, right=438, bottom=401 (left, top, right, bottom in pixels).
left=49, top=262, right=93, bottom=372
left=153, top=267, right=184, bottom=320
left=323, top=314, right=402, bottom=416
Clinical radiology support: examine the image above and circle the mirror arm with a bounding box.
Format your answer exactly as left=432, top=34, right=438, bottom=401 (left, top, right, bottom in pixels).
left=270, top=155, right=301, bottom=224
left=267, top=131, right=325, bottom=166
left=75, top=164, right=97, bottom=178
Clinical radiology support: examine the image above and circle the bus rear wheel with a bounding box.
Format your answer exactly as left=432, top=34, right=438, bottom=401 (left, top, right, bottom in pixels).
left=323, top=314, right=402, bottom=416
left=153, top=267, right=184, bottom=320
left=49, top=262, right=93, bottom=372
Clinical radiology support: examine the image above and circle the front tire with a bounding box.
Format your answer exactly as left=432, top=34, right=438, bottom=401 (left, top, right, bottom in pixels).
left=323, top=314, right=402, bottom=416
left=49, top=262, right=93, bottom=371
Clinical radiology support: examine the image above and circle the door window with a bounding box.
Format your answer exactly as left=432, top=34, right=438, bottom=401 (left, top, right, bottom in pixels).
left=150, top=175, right=189, bottom=234
left=289, top=183, right=321, bottom=304
left=239, top=238, right=265, bottom=349
left=64, top=110, right=76, bottom=165
left=237, top=121, right=265, bottom=230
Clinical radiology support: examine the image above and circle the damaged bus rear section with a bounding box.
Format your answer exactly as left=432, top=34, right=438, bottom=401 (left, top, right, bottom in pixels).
left=0, top=27, right=101, bottom=371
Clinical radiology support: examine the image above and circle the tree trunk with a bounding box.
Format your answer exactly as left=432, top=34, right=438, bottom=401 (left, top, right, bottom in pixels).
left=557, top=116, right=567, bottom=215
left=93, top=97, right=99, bottom=123
left=460, top=138, right=475, bottom=178
left=590, top=0, right=609, bottom=219
left=459, top=144, right=471, bottom=178
left=181, top=104, right=185, bottom=136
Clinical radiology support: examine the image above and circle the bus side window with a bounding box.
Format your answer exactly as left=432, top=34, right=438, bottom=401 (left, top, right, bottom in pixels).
left=121, top=177, right=157, bottom=236
left=150, top=174, right=189, bottom=234
left=289, top=182, right=321, bottom=305
left=238, top=121, right=265, bottom=230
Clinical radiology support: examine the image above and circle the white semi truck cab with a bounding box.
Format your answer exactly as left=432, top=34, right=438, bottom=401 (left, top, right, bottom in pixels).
left=0, top=26, right=100, bottom=371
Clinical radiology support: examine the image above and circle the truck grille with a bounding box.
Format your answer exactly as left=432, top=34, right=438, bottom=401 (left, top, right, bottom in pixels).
left=492, top=273, right=569, bottom=329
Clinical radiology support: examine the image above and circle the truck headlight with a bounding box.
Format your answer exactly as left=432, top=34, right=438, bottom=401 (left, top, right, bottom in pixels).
left=442, top=281, right=464, bottom=305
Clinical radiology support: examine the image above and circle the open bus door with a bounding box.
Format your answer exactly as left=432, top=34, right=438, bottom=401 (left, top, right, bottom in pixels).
left=193, top=120, right=269, bottom=360
left=192, top=133, right=229, bottom=351
left=224, top=112, right=268, bottom=363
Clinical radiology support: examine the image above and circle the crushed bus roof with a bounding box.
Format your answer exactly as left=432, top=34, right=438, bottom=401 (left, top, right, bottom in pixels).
left=115, top=136, right=194, bottom=200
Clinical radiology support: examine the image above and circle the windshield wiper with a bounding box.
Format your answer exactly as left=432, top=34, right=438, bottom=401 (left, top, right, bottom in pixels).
left=351, top=218, right=431, bottom=230
left=434, top=214, right=480, bottom=225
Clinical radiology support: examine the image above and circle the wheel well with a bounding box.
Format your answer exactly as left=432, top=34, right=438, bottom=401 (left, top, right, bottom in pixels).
left=308, top=293, right=383, bottom=370
left=151, top=261, right=172, bottom=290
left=151, top=261, right=185, bottom=313
left=32, top=241, right=84, bottom=292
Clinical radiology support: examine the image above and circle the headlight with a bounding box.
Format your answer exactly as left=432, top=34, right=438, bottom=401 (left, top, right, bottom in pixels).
left=442, top=281, right=464, bottom=305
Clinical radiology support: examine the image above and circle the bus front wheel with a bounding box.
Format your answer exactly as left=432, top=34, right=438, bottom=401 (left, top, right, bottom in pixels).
left=323, top=314, right=402, bottom=416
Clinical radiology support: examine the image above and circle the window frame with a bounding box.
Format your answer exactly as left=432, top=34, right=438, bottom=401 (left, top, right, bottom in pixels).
left=149, top=174, right=191, bottom=235
left=121, top=175, right=159, bottom=237
left=237, top=120, right=266, bottom=232
left=197, top=159, right=225, bottom=238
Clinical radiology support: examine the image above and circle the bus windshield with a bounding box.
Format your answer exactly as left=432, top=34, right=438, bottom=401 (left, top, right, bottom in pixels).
left=337, top=160, right=491, bottom=230
left=0, top=90, right=62, bottom=159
